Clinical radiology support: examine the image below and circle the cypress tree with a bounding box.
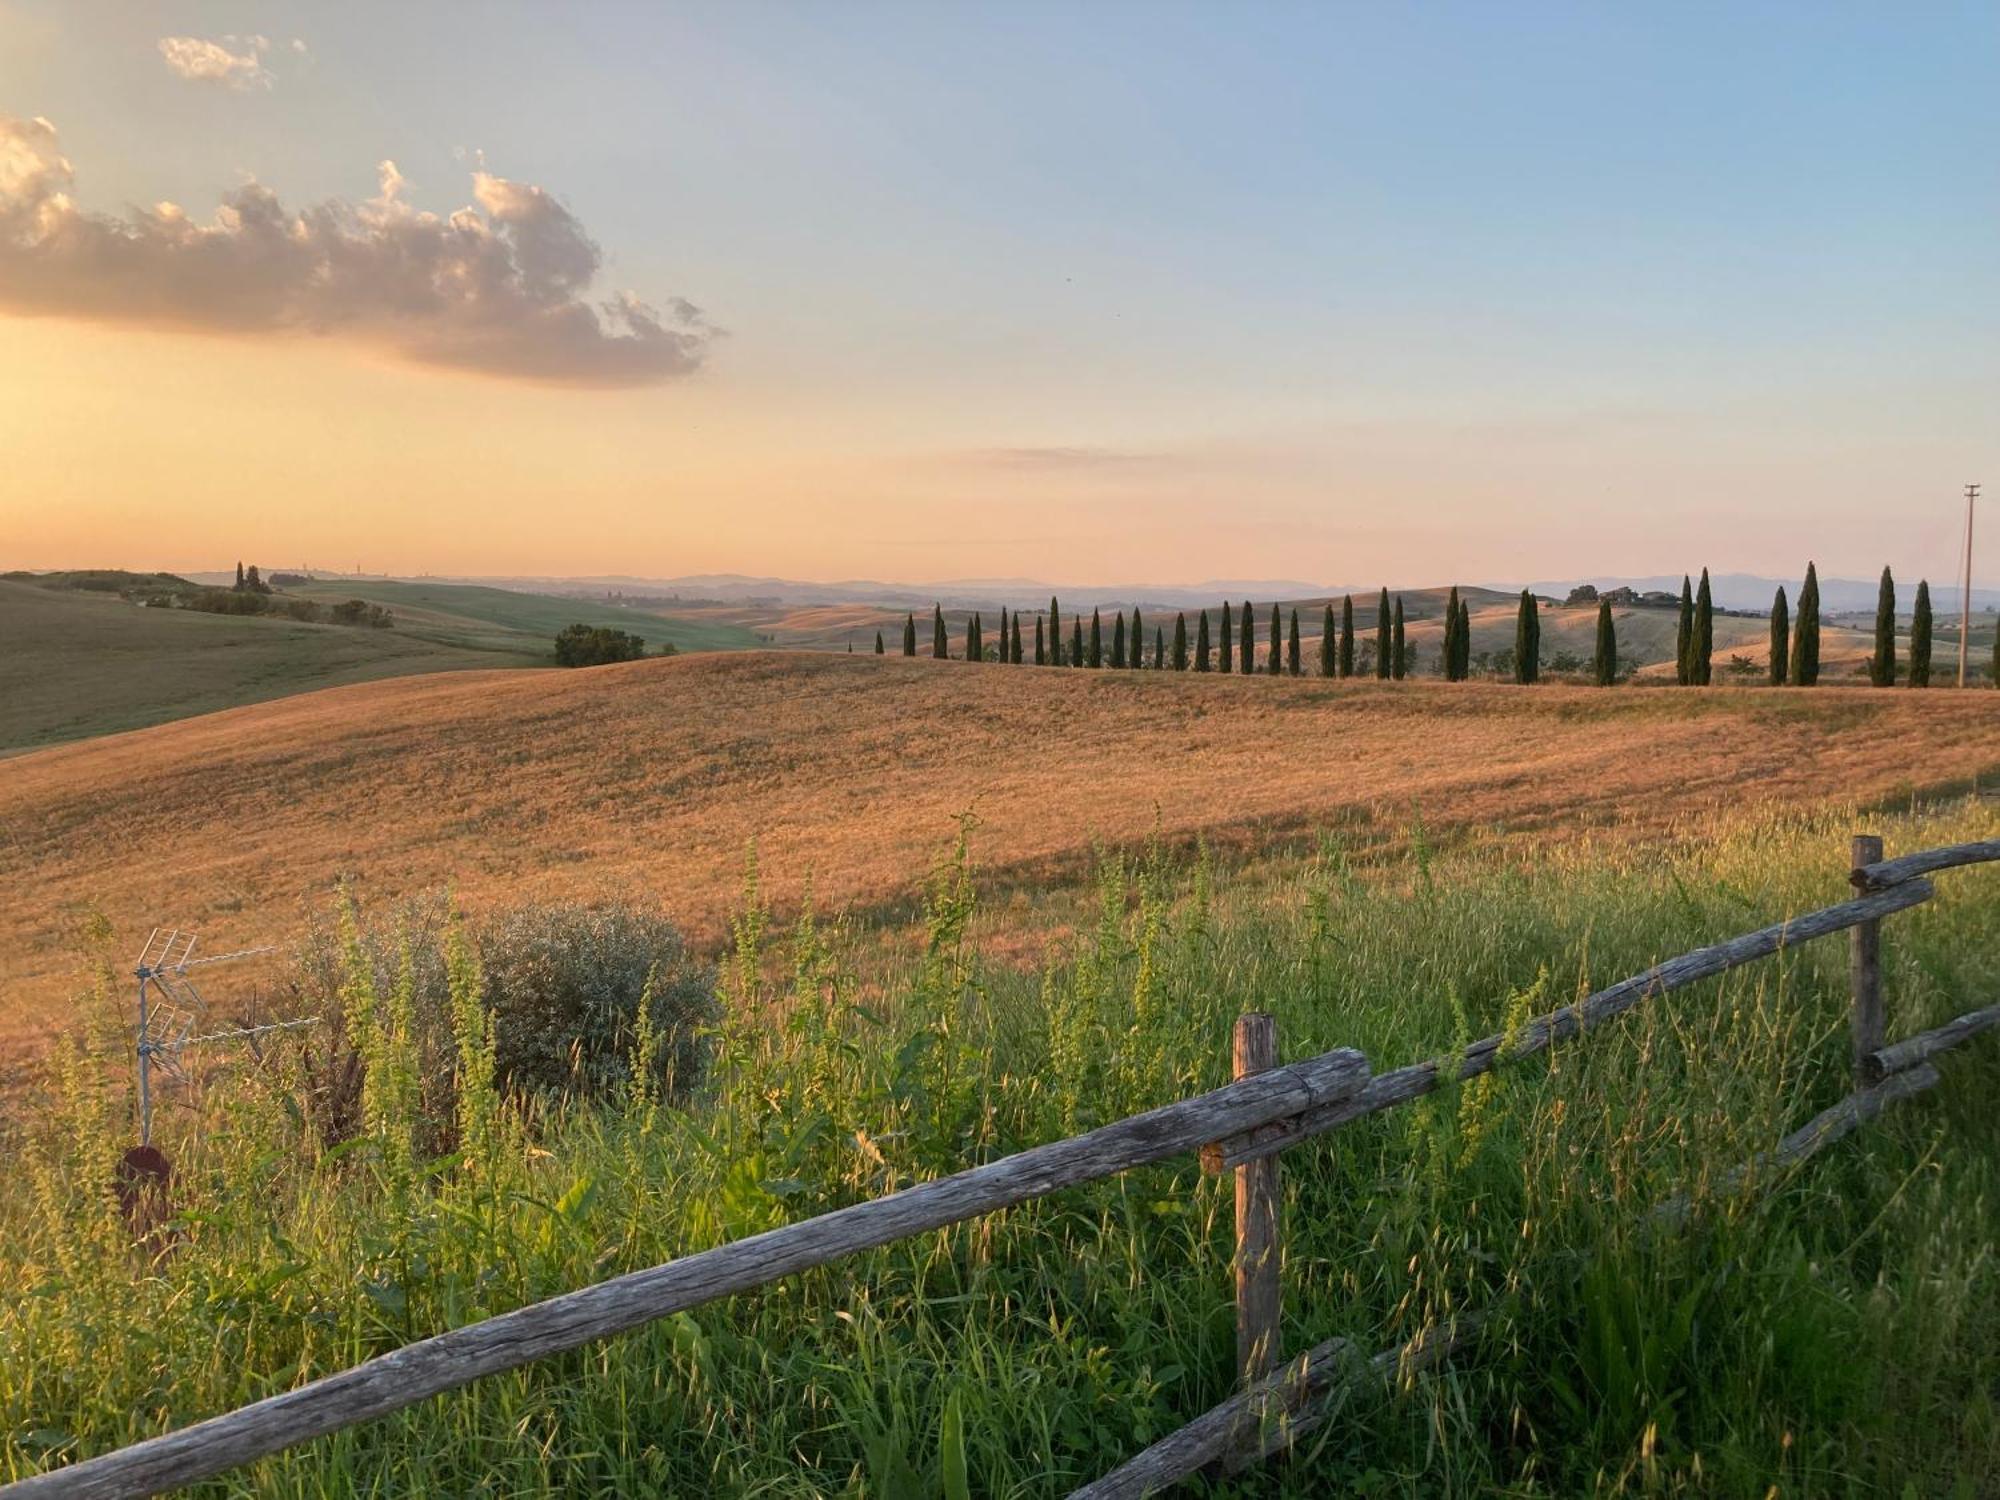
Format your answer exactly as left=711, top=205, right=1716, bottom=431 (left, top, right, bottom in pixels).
left=1319, top=603, right=1336, bottom=677
left=1374, top=588, right=1391, bottom=679
left=1768, top=587, right=1788, bottom=686
left=1131, top=609, right=1144, bottom=669
left=1071, top=617, right=1084, bottom=667
left=1111, top=611, right=1126, bottom=669
left=1909, top=580, right=1932, bottom=687
left=1240, top=601, right=1254, bottom=675
left=1692, top=568, right=1713, bottom=686
left=1173, top=612, right=1189, bottom=670
left=1442, top=587, right=1461, bottom=680
left=1287, top=608, right=1301, bottom=675
left=1594, top=598, right=1616, bottom=685
left=997, top=607, right=1008, bottom=662
left=1791, top=563, right=1821, bottom=686
left=933, top=603, right=948, bottom=659
left=1089, top=608, right=1103, bottom=667
left=1048, top=597, right=1061, bottom=666
left=1870, top=566, right=1896, bottom=687
left=874, top=631, right=884, bottom=655
left=1218, top=602, right=1233, bottom=673
left=1011, top=612, right=1023, bottom=663
left=1153, top=626, right=1164, bottom=669
left=1269, top=603, right=1283, bottom=675
left=1195, top=611, right=1211, bottom=671
left=904, top=613, right=917, bottom=656
left=1992, top=616, right=1999, bottom=689
left=234, top=560, right=245, bottom=589
left=1674, top=575, right=1693, bottom=685
left=1034, top=614, right=1046, bottom=666
left=1514, top=590, right=1540, bottom=684
left=1456, top=598, right=1472, bottom=678
left=967, top=612, right=982, bottom=662
left=1339, top=595, right=1355, bottom=677
left=1391, top=596, right=1407, bottom=679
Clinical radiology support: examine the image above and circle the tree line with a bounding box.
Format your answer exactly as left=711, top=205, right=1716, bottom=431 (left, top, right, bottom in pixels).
left=873, top=563, right=1999, bottom=687
left=878, top=593, right=1424, bottom=680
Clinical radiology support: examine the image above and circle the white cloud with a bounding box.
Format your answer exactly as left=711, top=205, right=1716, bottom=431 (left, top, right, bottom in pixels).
left=157, top=35, right=273, bottom=91
left=0, top=116, right=716, bottom=387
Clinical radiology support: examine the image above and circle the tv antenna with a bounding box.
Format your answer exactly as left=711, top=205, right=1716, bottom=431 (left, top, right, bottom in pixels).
left=133, top=927, right=317, bottom=1146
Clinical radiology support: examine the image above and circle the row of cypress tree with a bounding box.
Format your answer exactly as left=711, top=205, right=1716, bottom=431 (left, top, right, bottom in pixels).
left=881, top=594, right=1416, bottom=677
left=870, top=568, right=1998, bottom=686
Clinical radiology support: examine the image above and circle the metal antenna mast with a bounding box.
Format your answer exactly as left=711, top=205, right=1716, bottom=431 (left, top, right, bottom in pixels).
left=132, top=928, right=314, bottom=1145
left=1960, top=483, right=1980, bottom=688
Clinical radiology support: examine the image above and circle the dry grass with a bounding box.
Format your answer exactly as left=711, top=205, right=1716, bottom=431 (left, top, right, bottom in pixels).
left=2, top=650, right=1995, bottom=1070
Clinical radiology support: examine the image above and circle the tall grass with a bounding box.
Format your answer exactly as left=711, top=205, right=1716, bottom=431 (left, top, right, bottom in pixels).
left=3, top=799, right=1998, bottom=1496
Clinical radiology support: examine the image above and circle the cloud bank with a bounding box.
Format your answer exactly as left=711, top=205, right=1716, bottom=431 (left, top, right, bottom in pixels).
left=0, top=116, right=714, bottom=387
left=157, top=36, right=274, bottom=90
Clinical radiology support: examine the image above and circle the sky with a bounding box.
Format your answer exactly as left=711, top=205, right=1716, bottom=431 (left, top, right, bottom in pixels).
left=2, top=1, right=1995, bottom=589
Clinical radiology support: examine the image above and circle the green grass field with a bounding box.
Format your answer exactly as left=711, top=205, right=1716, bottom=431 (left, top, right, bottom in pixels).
left=0, top=580, right=544, bottom=754
left=292, top=580, right=765, bottom=656
left=0, top=577, right=763, bottom=754
left=6, top=796, right=1997, bottom=1495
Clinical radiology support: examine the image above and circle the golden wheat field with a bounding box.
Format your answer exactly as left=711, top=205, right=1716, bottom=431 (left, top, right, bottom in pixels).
left=2, top=650, right=1996, bottom=1070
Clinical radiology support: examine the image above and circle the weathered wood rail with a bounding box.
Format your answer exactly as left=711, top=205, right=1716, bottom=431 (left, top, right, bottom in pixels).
left=6, top=837, right=1996, bottom=1499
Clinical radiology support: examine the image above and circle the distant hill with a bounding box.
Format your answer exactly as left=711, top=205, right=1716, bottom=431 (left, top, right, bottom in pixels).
left=287, top=579, right=763, bottom=655
left=0, top=578, right=543, bottom=753
left=425, top=568, right=2000, bottom=618
left=1528, top=572, right=2000, bottom=615
left=0, top=575, right=761, bottom=753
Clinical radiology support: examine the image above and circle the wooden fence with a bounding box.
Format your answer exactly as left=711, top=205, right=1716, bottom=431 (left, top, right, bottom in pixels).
left=7, top=835, right=1998, bottom=1500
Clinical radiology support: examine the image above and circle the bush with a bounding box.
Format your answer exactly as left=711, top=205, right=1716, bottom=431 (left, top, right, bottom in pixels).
left=329, top=599, right=393, bottom=628
left=186, top=587, right=275, bottom=617
left=293, top=897, right=714, bottom=1148
left=479, top=904, right=713, bottom=1100
left=554, top=623, right=648, bottom=666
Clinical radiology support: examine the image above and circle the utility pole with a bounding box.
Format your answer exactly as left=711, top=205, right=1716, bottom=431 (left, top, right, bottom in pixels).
left=1960, top=483, right=1979, bottom=688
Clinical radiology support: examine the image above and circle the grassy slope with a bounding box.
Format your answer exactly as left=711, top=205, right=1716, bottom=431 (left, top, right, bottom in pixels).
left=4, top=797, right=1997, bottom=1494
left=294, top=580, right=764, bottom=655
left=4, top=651, right=1996, bottom=1067
left=0, top=576, right=767, bottom=756
left=0, top=580, right=542, bottom=755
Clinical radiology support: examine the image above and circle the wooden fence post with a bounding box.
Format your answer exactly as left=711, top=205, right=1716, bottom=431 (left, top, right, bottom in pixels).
left=1851, top=833, right=1885, bottom=1083
left=1233, top=1013, right=1282, bottom=1385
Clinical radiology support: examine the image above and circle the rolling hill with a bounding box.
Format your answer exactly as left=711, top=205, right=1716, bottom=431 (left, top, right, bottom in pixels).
left=3, top=650, right=1994, bottom=1074
left=290, top=579, right=764, bottom=655
left=0, top=576, right=765, bottom=753
left=0, top=578, right=545, bottom=754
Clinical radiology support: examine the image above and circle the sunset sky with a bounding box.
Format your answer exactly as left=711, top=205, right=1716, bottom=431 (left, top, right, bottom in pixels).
left=4, top=2, right=1994, bottom=588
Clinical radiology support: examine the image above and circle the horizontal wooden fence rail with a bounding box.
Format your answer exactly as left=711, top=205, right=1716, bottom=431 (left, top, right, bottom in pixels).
left=1070, top=1320, right=1479, bottom=1500
left=1864, top=1003, right=2000, bottom=1081
left=6, top=836, right=1995, bottom=1499
left=1851, top=839, right=2000, bottom=892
